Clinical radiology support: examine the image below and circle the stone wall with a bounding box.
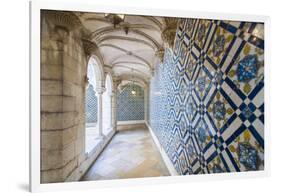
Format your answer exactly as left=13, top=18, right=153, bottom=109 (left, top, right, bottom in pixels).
left=40, top=10, right=87, bottom=183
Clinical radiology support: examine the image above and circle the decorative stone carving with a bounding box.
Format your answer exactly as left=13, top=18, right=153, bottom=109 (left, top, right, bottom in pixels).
left=112, top=78, right=122, bottom=91
left=95, top=86, right=106, bottom=95
left=155, top=49, right=165, bottom=63
left=82, top=39, right=106, bottom=69
left=82, top=39, right=99, bottom=57
left=122, top=23, right=130, bottom=35
left=162, top=17, right=178, bottom=48
left=43, top=10, right=82, bottom=32
left=80, top=28, right=92, bottom=40
left=43, top=10, right=82, bottom=43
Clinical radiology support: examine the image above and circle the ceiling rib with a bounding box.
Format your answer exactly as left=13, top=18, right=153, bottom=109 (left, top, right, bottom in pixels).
left=78, top=13, right=173, bottom=83
left=91, top=27, right=162, bottom=49
left=111, top=61, right=151, bottom=71
left=117, top=73, right=149, bottom=84
left=113, top=64, right=150, bottom=76
left=97, top=35, right=156, bottom=50
left=91, top=24, right=159, bottom=37
left=139, top=16, right=163, bottom=30
left=99, top=44, right=152, bottom=68
left=110, top=53, right=151, bottom=69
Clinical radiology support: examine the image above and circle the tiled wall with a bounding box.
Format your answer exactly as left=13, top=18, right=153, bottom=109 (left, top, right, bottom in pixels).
left=85, top=84, right=97, bottom=123
left=148, top=18, right=264, bottom=174
left=117, top=84, right=145, bottom=121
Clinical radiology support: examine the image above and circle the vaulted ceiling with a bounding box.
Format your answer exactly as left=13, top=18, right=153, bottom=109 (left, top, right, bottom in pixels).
left=75, top=12, right=179, bottom=85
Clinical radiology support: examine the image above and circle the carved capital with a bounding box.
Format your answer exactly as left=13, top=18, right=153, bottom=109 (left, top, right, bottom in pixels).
left=43, top=10, right=82, bottom=43
left=82, top=39, right=99, bottom=57
left=162, top=17, right=178, bottom=49
left=43, top=10, right=82, bottom=31
left=95, top=87, right=106, bottom=95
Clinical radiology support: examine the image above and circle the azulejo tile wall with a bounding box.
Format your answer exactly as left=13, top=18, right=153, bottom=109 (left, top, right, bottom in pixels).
left=117, top=84, right=145, bottom=121
left=85, top=84, right=97, bottom=123
left=148, top=18, right=264, bottom=174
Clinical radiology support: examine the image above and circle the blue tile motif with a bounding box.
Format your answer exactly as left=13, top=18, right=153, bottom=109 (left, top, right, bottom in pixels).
left=213, top=35, right=225, bottom=57
left=117, top=84, right=144, bottom=121
left=213, top=101, right=226, bottom=120
left=148, top=19, right=264, bottom=174
left=242, top=106, right=253, bottom=119
left=198, top=126, right=207, bottom=143
left=237, top=55, right=258, bottom=82
left=238, top=142, right=258, bottom=171
left=85, top=84, right=97, bottom=123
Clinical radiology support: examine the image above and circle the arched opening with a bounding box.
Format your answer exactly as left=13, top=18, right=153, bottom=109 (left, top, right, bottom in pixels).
left=85, top=58, right=102, bottom=153
left=102, top=74, right=113, bottom=135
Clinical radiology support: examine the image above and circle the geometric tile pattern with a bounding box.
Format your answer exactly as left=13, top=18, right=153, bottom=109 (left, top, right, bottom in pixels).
left=148, top=18, right=264, bottom=175
left=117, top=84, right=145, bottom=121
left=85, top=84, right=98, bottom=123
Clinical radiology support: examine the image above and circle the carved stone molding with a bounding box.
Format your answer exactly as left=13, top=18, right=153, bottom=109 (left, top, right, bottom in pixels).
left=161, top=17, right=178, bottom=48
left=43, top=10, right=82, bottom=32
left=80, top=28, right=92, bottom=40
left=43, top=10, right=82, bottom=43
left=95, top=86, right=106, bottom=95
left=113, top=78, right=122, bottom=89
left=82, top=39, right=99, bottom=57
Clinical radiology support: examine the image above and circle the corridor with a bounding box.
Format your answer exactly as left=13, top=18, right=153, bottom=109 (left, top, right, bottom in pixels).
left=40, top=10, right=264, bottom=183
left=81, top=127, right=170, bottom=181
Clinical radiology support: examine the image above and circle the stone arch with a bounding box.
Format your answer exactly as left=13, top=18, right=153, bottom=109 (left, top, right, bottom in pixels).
left=82, top=38, right=106, bottom=90
left=84, top=54, right=105, bottom=153
left=86, top=55, right=105, bottom=90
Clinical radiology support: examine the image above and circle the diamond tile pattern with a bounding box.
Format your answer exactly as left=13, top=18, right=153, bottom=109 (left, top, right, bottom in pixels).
left=117, top=84, right=145, bottom=121
left=85, top=84, right=97, bottom=123
left=148, top=19, right=264, bottom=174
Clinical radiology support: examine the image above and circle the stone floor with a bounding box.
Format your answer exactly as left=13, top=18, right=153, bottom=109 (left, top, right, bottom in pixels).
left=81, top=127, right=170, bottom=181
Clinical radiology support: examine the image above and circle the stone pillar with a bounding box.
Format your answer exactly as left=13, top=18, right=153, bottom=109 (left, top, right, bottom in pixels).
left=144, top=87, right=148, bottom=122
left=112, top=78, right=121, bottom=131
left=40, top=10, right=84, bottom=183
left=110, top=91, right=117, bottom=131
left=96, top=87, right=105, bottom=137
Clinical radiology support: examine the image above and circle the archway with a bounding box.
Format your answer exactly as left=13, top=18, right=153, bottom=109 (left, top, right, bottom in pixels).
left=85, top=57, right=104, bottom=153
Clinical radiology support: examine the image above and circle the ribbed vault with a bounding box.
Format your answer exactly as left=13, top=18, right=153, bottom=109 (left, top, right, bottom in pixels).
left=76, top=12, right=179, bottom=85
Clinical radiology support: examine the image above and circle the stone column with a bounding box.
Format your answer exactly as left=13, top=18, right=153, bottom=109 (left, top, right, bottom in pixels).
left=41, top=10, right=84, bottom=183
left=96, top=87, right=105, bottom=137
left=110, top=91, right=117, bottom=131
left=112, top=78, right=121, bottom=131
left=144, top=87, right=148, bottom=122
